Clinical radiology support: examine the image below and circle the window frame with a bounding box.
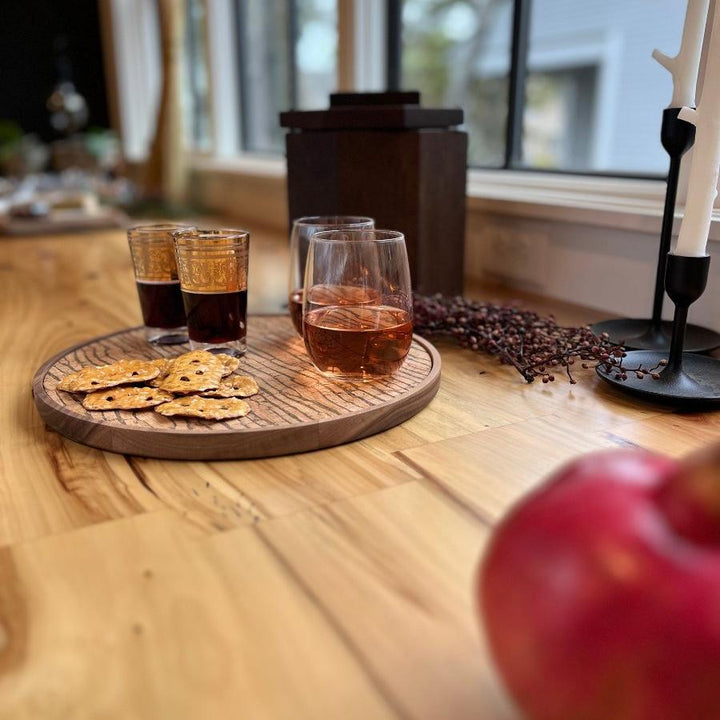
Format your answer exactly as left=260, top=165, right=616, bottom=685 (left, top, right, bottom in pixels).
left=388, top=0, right=668, bottom=180
left=105, top=0, right=712, bottom=231
left=199, top=0, right=684, bottom=227
left=234, top=0, right=299, bottom=154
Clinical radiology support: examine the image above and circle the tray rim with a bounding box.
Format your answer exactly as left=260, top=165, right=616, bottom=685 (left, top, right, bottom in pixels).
left=32, top=319, right=442, bottom=459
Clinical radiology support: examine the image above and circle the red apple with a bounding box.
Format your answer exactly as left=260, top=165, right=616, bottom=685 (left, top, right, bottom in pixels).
left=479, top=447, right=720, bottom=720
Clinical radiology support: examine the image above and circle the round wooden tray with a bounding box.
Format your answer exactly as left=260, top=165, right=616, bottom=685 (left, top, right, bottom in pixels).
left=32, top=315, right=441, bottom=460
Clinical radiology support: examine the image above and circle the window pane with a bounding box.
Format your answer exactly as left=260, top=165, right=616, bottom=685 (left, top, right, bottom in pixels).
left=522, top=0, right=687, bottom=173
left=238, top=0, right=292, bottom=153
left=237, top=0, right=337, bottom=154
left=401, top=0, right=514, bottom=167
left=186, top=0, right=212, bottom=151
left=297, top=0, right=337, bottom=109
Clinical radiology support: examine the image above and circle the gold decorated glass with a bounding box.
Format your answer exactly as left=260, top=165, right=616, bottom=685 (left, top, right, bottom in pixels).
left=173, top=229, right=250, bottom=357
left=127, top=224, right=195, bottom=344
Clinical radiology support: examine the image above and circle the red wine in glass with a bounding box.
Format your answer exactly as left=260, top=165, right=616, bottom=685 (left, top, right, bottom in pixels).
left=289, top=284, right=381, bottom=336
left=303, top=305, right=413, bottom=378
left=289, top=289, right=304, bottom=335
left=135, top=280, right=186, bottom=329
left=182, top=289, right=248, bottom=344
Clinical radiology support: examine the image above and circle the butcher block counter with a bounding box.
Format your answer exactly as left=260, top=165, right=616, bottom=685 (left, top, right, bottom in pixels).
left=0, top=227, right=708, bottom=719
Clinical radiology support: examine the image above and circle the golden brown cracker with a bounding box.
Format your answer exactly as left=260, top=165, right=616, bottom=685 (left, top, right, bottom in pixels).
left=148, top=358, right=174, bottom=387
left=155, top=396, right=250, bottom=420
left=57, top=359, right=161, bottom=393
left=216, top=353, right=241, bottom=376
left=82, top=386, right=174, bottom=411
left=159, top=350, right=224, bottom=394
left=150, top=358, right=173, bottom=375
left=201, top=375, right=259, bottom=398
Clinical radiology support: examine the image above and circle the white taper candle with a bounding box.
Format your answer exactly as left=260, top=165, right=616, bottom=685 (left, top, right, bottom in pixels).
left=653, top=0, right=710, bottom=108
left=676, top=6, right=720, bottom=257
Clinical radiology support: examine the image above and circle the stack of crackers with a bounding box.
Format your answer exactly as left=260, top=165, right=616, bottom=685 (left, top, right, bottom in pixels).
left=56, top=350, right=259, bottom=420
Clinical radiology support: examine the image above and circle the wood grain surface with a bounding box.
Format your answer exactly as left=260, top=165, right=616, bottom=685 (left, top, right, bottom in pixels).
left=0, top=227, right=709, bottom=720
left=32, top=321, right=440, bottom=460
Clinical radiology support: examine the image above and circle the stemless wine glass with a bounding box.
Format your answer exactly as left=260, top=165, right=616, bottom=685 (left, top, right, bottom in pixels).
left=288, top=215, right=374, bottom=335
left=302, top=229, right=413, bottom=380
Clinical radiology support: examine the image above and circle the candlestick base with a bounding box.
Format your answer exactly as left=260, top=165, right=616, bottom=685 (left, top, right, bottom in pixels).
left=597, top=256, right=719, bottom=409
left=589, top=318, right=720, bottom=353
left=596, top=350, right=720, bottom=408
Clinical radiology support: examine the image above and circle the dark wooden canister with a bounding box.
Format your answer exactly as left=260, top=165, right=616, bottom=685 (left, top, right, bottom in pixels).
left=280, top=92, right=467, bottom=295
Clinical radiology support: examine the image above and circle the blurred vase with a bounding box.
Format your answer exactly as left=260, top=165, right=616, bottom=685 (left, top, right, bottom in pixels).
left=143, top=0, right=188, bottom=206
left=46, top=81, right=89, bottom=136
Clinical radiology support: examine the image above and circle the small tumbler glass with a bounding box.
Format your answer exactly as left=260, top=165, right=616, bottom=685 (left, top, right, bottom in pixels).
left=288, top=215, right=374, bottom=335
left=173, top=229, right=250, bottom=357
left=127, top=224, right=193, bottom=344
left=303, top=229, right=413, bottom=380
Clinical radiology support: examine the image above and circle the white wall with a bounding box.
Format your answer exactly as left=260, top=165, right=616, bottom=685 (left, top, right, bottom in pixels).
left=467, top=210, right=720, bottom=330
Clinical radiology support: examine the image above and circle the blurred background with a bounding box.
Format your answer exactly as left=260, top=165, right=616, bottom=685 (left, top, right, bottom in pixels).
left=219, top=0, right=685, bottom=174
left=4, top=0, right=714, bottom=325
left=0, top=0, right=685, bottom=180
left=0, top=1, right=113, bottom=168
left=188, top=0, right=684, bottom=174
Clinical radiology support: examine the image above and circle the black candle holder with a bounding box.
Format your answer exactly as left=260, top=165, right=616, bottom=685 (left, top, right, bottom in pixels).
left=597, top=254, right=720, bottom=408
left=591, top=108, right=720, bottom=353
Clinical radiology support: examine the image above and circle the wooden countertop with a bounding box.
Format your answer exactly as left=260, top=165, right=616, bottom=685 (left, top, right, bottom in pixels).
left=0, top=228, right=709, bottom=719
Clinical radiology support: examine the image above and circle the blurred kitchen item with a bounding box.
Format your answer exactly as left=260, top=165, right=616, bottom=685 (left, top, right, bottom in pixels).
left=142, top=0, right=188, bottom=206
left=0, top=178, right=126, bottom=235
left=46, top=81, right=89, bottom=136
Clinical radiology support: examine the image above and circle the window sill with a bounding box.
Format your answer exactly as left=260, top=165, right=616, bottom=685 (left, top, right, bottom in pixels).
left=468, top=169, right=720, bottom=243
left=467, top=169, right=663, bottom=232
left=189, top=154, right=288, bottom=231
left=191, top=153, right=286, bottom=178
left=189, top=156, right=720, bottom=242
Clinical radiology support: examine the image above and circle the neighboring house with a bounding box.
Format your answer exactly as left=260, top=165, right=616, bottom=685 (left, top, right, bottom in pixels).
left=466, top=0, right=687, bottom=172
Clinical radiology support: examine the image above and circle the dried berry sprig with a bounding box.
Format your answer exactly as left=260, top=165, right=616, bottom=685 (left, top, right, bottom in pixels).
left=413, top=294, right=664, bottom=385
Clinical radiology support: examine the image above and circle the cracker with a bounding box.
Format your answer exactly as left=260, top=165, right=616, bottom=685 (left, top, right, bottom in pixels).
left=82, top=386, right=174, bottom=411
left=202, top=375, right=259, bottom=398
left=57, top=359, right=161, bottom=393
left=155, top=396, right=250, bottom=420
left=150, top=358, right=173, bottom=376
left=216, top=353, right=241, bottom=376
left=159, top=350, right=224, bottom=394
left=149, top=358, right=173, bottom=387
left=150, top=355, right=236, bottom=386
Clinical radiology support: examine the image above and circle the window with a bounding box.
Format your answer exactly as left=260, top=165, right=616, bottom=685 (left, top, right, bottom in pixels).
left=182, top=0, right=688, bottom=177
left=401, top=0, right=513, bottom=167
left=186, top=0, right=212, bottom=151
left=398, top=0, right=688, bottom=175
left=235, top=0, right=337, bottom=154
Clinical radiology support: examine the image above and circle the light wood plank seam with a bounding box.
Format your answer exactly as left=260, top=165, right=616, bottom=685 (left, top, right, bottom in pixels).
left=0, top=509, right=175, bottom=552
left=253, top=526, right=413, bottom=720
left=122, top=457, right=419, bottom=534
left=124, top=456, right=162, bottom=501
left=201, top=463, right=271, bottom=520
left=392, top=452, right=496, bottom=528
left=600, top=432, right=645, bottom=449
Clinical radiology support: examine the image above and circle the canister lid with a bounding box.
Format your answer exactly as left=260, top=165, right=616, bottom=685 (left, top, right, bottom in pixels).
left=280, top=91, right=463, bottom=130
